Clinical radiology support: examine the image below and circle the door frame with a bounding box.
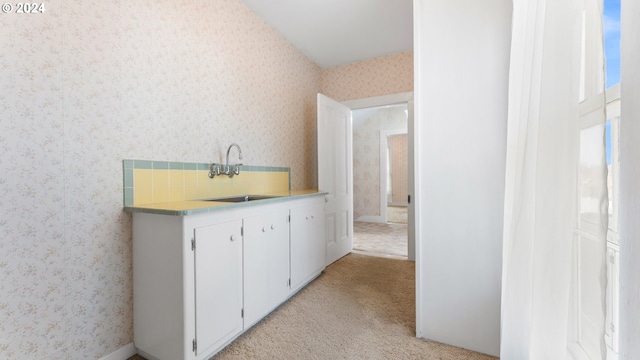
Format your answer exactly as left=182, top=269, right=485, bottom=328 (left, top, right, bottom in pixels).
left=380, top=128, right=408, bottom=222
left=342, top=92, right=415, bottom=261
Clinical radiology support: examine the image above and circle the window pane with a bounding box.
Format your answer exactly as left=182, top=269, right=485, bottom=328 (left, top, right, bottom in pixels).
left=579, top=124, right=608, bottom=228
left=604, top=0, right=621, bottom=88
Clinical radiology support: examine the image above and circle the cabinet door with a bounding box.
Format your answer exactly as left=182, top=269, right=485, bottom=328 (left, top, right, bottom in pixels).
left=267, top=211, right=291, bottom=306
left=290, top=202, right=326, bottom=290
left=243, top=214, right=269, bottom=327
left=243, top=210, right=289, bottom=327
left=194, top=220, right=243, bottom=357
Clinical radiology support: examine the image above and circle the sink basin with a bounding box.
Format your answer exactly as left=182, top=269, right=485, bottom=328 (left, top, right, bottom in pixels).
left=202, top=195, right=281, bottom=203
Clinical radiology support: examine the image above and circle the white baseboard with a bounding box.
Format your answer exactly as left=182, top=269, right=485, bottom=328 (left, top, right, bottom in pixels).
left=100, top=343, right=137, bottom=360
left=355, top=215, right=385, bottom=224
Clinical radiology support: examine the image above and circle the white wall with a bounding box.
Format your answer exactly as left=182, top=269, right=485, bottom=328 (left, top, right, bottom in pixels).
left=619, top=0, right=640, bottom=358
left=413, top=0, right=512, bottom=356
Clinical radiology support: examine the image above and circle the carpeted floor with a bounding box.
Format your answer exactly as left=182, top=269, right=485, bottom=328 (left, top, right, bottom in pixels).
left=387, top=205, right=408, bottom=224
left=130, top=254, right=497, bottom=360
left=353, top=221, right=407, bottom=257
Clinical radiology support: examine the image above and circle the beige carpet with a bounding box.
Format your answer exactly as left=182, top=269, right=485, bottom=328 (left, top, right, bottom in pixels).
left=387, top=205, right=408, bottom=224
left=131, top=253, right=498, bottom=360
left=353, top=221, right=407, bottom=257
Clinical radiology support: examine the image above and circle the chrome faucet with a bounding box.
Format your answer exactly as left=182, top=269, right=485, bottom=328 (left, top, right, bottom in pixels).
left=223, top=143, right=243, bottom=177
left=208, top=143, right=243, bottom=179
left=208, top=163, right=221, bottom=178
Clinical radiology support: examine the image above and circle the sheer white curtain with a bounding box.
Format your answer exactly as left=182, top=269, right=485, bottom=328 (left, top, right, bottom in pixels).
left=501, top=0, right=608, bottom=358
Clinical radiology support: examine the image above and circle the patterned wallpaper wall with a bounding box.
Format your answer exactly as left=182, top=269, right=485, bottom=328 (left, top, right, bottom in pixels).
left=1, top=1, right=413, bottom=358
left=0, top=1, right=321, bottom=359
left=389, top=134, right=409, bottom=204
left=321, top=51, right=414, bottom=102
left=353, top=106, right=408, bottom=220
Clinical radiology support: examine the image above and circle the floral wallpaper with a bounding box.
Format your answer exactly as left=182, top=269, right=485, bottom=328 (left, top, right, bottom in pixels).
left=321, top=51, right=414, bottom=102
left=389, top=134, right=409, bottom=204
left=0, top=0, right=413, bottom=358
left=0, top=1, right=321, bottom=358
left=353, top=106, right=408, bottom=220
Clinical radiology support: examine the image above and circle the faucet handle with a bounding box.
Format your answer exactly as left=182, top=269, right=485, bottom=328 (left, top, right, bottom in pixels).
left=208, top=163, right=221, bottom=178
left=234, top=164, right=242, bottom=175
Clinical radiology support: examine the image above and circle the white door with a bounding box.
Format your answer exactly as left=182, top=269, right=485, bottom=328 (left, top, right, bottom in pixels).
left=243, top=210, right=289, bottom=327
left=317, top=93, right=353, bottom=265
left=194, top=220, right=243, bottom=357
left=242, top=214, right=270, bottom=327
left=290, top=201, right=326, bottom=289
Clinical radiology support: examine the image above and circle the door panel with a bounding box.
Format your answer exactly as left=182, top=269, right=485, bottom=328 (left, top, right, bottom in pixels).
left=194, top=220, right=243, bottom=356
left=244, top=211, right=289, bottom=327
left=267, top=212, right=291, bottom=306
left=243, top=214, right=270, bottom=327
left=326, top=214, right=336, bottom=247
left=318, top=92, right=353, bottom=266
left=339, top=210, right=349, bottom=247
left=290, top=202, right=326, bottom=290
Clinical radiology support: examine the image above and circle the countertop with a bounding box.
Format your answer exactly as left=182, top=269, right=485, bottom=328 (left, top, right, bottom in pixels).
left=124, top=189, right=327, bottom=216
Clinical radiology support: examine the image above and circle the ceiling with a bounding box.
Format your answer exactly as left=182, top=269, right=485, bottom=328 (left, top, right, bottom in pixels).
left=240, top=0, right=413, bottom=69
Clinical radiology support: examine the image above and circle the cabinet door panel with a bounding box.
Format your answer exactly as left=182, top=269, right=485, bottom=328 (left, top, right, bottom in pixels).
left=243, top=214, right=270, bottom=326
left=310, top=203, right=327, bottom=272
left=244, top=210, right=290, bottom=327
left=290, top=202, right=326, bottom=290
left=194, top=220, right=243, bottom=357
left=268, top=212, right=291, bottom=305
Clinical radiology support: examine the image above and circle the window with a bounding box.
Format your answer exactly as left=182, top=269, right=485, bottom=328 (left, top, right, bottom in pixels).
left=604, top=0, right=621, bottom=357
left=604, top=0, right=621, bottom=89
left=570, top=1, right=621, bottom=359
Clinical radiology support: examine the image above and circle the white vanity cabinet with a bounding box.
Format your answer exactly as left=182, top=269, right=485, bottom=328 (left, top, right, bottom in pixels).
left=132, top=194, right=325, bottom=360
left=132, top=208, right=247, bottom=360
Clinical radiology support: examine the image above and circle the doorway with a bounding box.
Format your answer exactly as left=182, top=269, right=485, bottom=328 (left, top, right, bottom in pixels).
left=384, top=132, right=409, bottom=225
left=343, top=93, right=414, bottom=260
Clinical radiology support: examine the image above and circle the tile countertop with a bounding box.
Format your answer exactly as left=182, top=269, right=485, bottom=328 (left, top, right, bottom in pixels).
left=124, top=189, right=327, bottom=216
